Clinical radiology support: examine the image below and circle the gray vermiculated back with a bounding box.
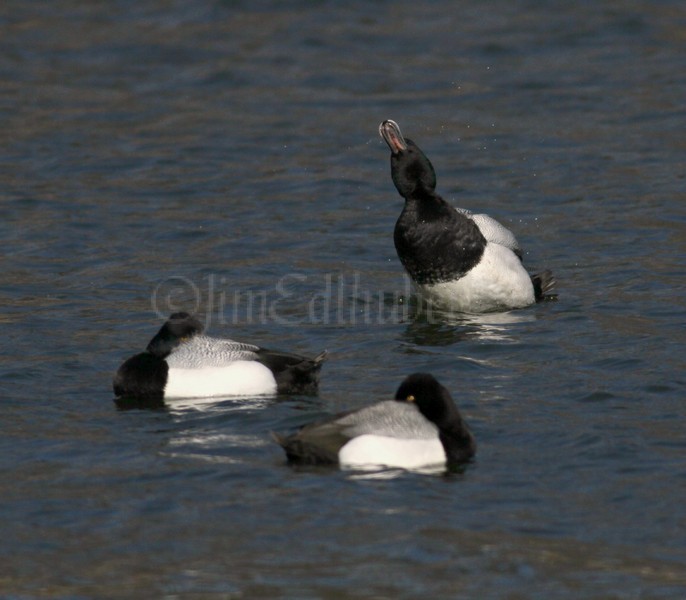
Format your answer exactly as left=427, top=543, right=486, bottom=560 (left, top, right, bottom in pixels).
left=164, top=335, right=260, bottom=368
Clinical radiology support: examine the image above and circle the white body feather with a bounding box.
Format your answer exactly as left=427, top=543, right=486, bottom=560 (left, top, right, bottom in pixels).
left=164, top=361, right=277, bottom=399
left=332, top=401, right=447, bottom=470
left=163, top=335, right=276, bottom=398
left=456, top=208, right=521, bottom=254
left=421, top=243, right=535, bottom=313
left=338, top=434, right=446, bottom=470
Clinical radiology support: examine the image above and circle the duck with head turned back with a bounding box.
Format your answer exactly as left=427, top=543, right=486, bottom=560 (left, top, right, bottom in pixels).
left=113, top=312, right=327, bottom=403
left=379, top=119, right=555, bottom=314
left=273, top=373, right=475, bottom=472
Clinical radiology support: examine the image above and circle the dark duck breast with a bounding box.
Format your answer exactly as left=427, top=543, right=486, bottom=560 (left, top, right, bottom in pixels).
left=379, top=119, right=555, bottom=313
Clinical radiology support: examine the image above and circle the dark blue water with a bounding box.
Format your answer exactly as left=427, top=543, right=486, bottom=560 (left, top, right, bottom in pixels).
left=2, top=1, right=685, bottom=597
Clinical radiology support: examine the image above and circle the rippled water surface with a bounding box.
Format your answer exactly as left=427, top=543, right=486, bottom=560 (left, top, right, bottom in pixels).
left=2, top=1, right=685, bottom=598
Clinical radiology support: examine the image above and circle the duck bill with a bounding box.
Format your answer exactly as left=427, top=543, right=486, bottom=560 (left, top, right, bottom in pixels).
left=379, top=120, right=407, bottom=154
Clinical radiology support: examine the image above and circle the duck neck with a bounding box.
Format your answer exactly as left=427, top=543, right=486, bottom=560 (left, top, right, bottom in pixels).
left=439, top=421, right=476, bottom=466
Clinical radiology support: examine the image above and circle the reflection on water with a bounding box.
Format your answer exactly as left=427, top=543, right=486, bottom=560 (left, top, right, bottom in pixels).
left=345, top=463, right=452, bottom=480
left=165, top=432, right=271, bottom=465
left=164, top=394, right=276, bottom=414
left=402, top=308, right=537, bottom=346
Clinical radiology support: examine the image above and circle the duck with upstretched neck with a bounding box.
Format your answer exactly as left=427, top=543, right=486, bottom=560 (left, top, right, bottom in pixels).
left=379, top=119, right=555, bottom=314
left=273, top=373, right=475, bottom=472
left=113, top=312, right=327, bottom=401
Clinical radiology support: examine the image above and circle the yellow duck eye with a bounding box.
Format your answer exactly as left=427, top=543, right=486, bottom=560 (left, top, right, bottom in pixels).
left=406, top=395, right=415, bottom=402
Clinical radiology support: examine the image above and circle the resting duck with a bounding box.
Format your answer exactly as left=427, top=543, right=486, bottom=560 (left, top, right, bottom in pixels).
left=274, top=373, right=475, bottom=471
left=113, top=312, right=327, bottom=400
left=379, top=119, right=555, bottom=313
